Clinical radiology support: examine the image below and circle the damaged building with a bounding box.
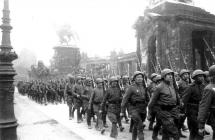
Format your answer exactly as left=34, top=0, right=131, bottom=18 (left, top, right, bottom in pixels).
left=135, top=0, right=215, bottom=75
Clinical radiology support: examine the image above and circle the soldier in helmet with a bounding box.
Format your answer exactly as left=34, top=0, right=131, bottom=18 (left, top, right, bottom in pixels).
left=89, top=78, right=105, bottom=134
left=73, top=76, right=84, bottom=123
left=148, top=68, right=181, bottom=140
left=101, top=76, right=124, bottom=138
left=204, top=71, right=210, bottom=84
left=121, top=75, right=130, bottom=123
left=147, top=73, right=158, bottom=130
left=121, top=71, right=149, bottom=140
left=198, top=65, right=215, bottom=140
left=177, top=69, right=190, bottom=134
left=81, top=77, right=94, bottom=128
left=182, top=69, right=206, bottom=140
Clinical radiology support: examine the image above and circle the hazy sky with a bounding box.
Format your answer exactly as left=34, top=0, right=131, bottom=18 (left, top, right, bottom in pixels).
left=0, top=0, right=215, bottom=65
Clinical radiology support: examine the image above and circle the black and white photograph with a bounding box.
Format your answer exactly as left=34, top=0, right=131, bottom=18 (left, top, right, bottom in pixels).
left=0, top=0, right=215, bottom=140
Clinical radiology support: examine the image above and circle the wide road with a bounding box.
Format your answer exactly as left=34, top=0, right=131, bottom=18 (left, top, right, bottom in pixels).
left=14, top=91, right=212, bottom=140
left=15, top=93, right=84, bottom=140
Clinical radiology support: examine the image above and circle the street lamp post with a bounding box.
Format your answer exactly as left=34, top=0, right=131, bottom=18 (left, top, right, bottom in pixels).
left=0, top=0, right=18, bottom=139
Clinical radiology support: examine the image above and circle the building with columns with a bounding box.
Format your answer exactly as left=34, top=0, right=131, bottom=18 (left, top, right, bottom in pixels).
left=135, top=0, right=215, bottom=75
left=82, top=52, right=140, bottom=78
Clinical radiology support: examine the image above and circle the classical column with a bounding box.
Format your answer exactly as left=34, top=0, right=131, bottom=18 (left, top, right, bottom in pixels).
left=0, top=0, right=18, bottom=139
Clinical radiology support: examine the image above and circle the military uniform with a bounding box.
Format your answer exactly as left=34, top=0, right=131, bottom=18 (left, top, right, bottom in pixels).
left=182, top=69, right=205, bottom=140
left=64, top=80, right=74, bottom=119
left=82, top=78, right=94, bottom=127
left=147, top=73, right=158, bottom=130
left=148, top=69, right=180, bottom=140
left=121, top=71, right=149, bottom=140
left=198, top=65, right=215, bottom=140
left=102, top=77, right=124, bottom=138
left=73, top=78, right=84, bottom=123
left=89, top=78, right=105, bottom=133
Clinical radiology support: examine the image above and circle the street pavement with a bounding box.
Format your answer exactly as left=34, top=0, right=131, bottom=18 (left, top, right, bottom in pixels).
left=14, top=91, right=213, bottom=140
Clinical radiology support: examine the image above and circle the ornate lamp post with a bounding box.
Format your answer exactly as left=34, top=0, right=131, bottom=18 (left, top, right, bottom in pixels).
left=0, top=0, right=18, bottom=139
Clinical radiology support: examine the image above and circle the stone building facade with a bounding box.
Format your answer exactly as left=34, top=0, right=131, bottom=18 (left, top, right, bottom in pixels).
left=135, top=1, right=215, bottom=74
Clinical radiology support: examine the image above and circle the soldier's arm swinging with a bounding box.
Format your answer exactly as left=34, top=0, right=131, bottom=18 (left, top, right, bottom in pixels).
left=148, top=87, right=160, bottom=110
left=198, top=89, right=213, bottom=129
left=121, top=87, right=132, bottom=113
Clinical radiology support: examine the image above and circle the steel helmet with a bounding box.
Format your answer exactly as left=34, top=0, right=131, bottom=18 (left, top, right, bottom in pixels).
left=204, top=71, right=209, bottom=76
left=192, top=69, right=205, bottom=79
left=150, top=73, right=158, bottom=80
left=154, top=75, right=162, bottom=82
left=110, top=76, right=118, bottom=83
left=161, top=68, right=174, bottom=78
left=209, top=65, right=215, bottom=77
left=96, top=78, right=103, bottom=84
left=122, top=75, right=129, bottom=79
left=179, top=69, right=190, bottom=77
left=133, top=71, right=145, bottom=81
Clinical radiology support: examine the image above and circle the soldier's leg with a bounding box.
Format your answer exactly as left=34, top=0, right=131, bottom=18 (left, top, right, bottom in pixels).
left=132, top=125, right=138, bottom=140
left=187, top=116, right=199, bottom=140
left=108, top=112, right=118, bottom=138
left=161, top=117, right=179, bottom=140
left=102, top=106, right=108, bottom=128
left=152, top=116, right=162, bottom=140
left=131, top=111, right=144, bottom=140
left=149, top=110, right=156, bottom=130
left=87, top=108, right=92, bottom=128
left=116, top=113, right=124, bottom=132
left=129, top=118, right=134, bottom=133
left=77, top=107, right=82, bottom=123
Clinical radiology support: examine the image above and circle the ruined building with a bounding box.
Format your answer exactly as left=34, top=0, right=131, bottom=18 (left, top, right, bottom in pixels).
left=135, top=0, right=215, bottom=74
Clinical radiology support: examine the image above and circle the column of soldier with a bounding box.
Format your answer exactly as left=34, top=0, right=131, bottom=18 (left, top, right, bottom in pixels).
left=17, top=65, right=215, bottom=140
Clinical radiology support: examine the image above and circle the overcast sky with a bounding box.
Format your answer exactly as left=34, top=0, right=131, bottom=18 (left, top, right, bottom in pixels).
left=0, top=0, right=215, bottom=65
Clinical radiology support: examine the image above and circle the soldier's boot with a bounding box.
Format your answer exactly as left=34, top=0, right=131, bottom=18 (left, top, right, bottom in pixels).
left=182, top=124, right=188, bottom=131
left=148, top=121, right=154, bottom=130
left=137, top=131, right=145, bottom=140
left=77, top=108, right=82, bottom=123
left=179, top=129, right=187, bottom=138
left=110, top=123, right=118, bottom=138
left=102, top=113, right=108, bottom=128
left=87, top=111, right=92, bottom=128
left=152, top=129, right=159, bottom=140
left=71, top=107, right=75, bottom=119
left=132, top=127, right=138, bottom=140
left=69, top=107, right=72, bottom=120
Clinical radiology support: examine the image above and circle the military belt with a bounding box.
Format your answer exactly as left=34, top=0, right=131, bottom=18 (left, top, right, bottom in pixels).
left=160, top=105, right=176, bottom=111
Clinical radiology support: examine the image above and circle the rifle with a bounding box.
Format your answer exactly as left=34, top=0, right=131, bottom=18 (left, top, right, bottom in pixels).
left=166, top=52, right=179, bottom=90
left=156, top=57, right=162, bottom=73
left=204, top=52, right=210, bottom=69
left=90, top=69, right=96, bottom=88
left=203, top=38, right=215, bottom=62
left=150, top=58, right=158, bottom=73
left=179, top=48, right=188, bottom=69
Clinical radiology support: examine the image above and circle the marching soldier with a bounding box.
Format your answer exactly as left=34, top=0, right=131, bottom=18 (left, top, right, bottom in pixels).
left=81, top=77, right=94, bottom=128
left=147, top=73, right=158, bottom=130
left=182, top=69, right=206, bottom=140
left=121, top=75, right=130, bottom=123
left=121, top=71, right=149, bottom=140
left=148, top=68, right=181, bottom=140
left=64, top=74, right=75, bottom=120
left=101, top=76, right=124, bottom=138
left=89, top=78, right=105, bottom=134
left=177, top=69, right=190, bottom=136
left=73, top=76, right=84, bottom=123
left=198, top=65, right=215, bottom=140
